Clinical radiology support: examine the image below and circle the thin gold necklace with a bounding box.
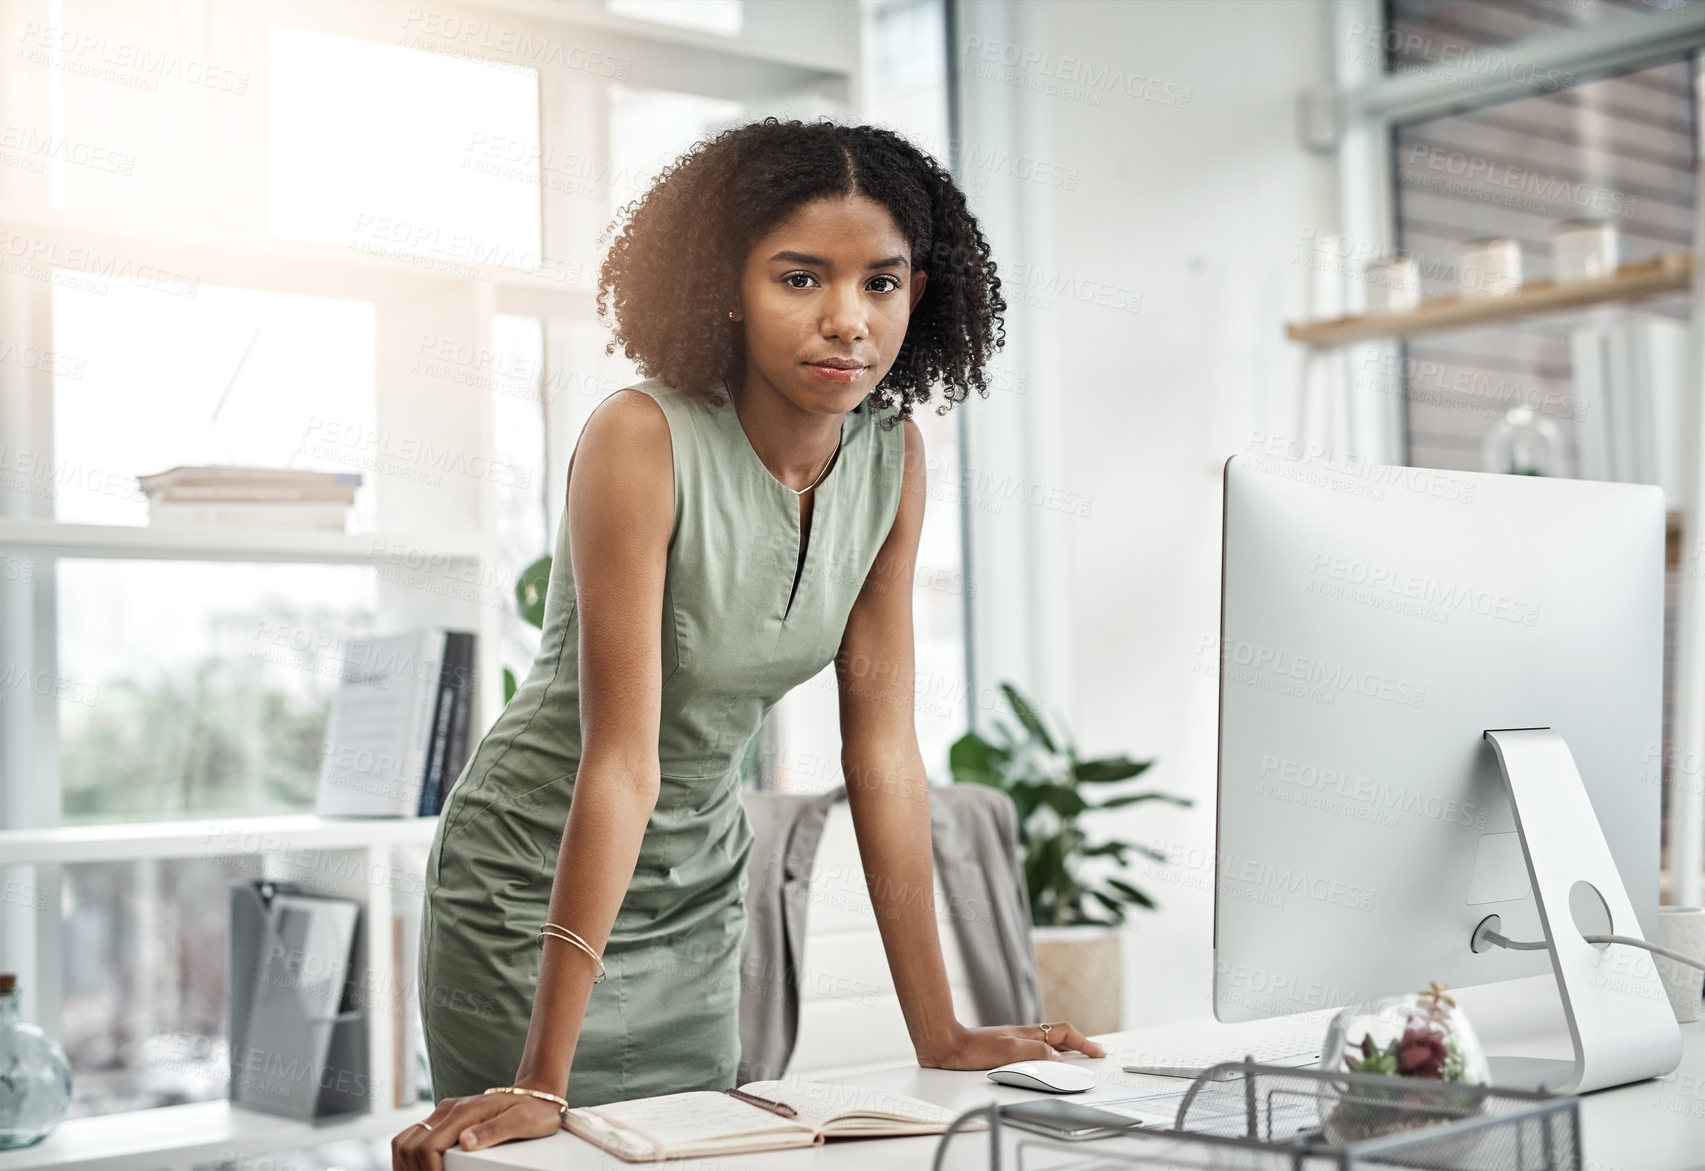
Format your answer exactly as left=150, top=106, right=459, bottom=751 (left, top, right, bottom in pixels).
left=789, top=430, right=843, bottom=496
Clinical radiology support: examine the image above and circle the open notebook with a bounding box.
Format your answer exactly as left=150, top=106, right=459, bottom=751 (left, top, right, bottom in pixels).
left=560, top=1078, right=973, bottom=1162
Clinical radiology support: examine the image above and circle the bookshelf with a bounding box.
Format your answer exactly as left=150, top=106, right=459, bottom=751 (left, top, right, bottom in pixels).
left=0, top=815, right=440, bottom=1167
left=0, top=518, right=484, bottom=564
left=0, top=2, right=862, bottom=1168
left=1285, top=253, right=1694, bottom=349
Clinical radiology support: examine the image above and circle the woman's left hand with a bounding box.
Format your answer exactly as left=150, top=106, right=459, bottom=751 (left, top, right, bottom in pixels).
left=916, top=1021, right=1106, bottom=1069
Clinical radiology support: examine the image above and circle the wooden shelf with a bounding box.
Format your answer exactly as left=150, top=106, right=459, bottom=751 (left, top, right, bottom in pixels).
left=1287, top=253, right=1694, bottom=348
left=0, top=518, right=483, bottom=564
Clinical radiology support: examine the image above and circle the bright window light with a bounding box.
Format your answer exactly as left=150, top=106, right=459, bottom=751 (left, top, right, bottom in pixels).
left=608, top=84, right=744, bottom=212
left=607, top=0, right=743, bottom=37
left=266, top=26, right=542, bottom=269
left=50, top=278, right=377, bottom=527
left=56, top=559, right=379, bottom=821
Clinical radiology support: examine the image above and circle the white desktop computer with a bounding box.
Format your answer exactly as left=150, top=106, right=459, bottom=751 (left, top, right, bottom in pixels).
left=1211, top=450, right=1681, bottom=1094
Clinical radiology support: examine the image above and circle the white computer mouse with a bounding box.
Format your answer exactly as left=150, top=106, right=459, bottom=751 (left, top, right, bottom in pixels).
left=985, top=1059, right=1098, bottom=1093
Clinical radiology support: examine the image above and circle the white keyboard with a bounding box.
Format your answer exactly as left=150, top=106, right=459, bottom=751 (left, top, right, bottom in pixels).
left=1121, top=1031, right=1323, bottom=1079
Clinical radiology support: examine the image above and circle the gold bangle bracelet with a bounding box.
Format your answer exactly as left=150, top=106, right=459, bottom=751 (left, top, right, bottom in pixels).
left=537, top=923, right=607, bottom=984
left=483, top=1084, right=570, bottom=1125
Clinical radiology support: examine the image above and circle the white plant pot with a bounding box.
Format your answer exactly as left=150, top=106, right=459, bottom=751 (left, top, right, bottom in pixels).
left=1031, top=924, right=1123, bottom=1037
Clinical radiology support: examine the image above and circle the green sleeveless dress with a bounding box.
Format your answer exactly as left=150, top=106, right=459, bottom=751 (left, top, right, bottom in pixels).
left=419, top=377, right=905, bottom=1107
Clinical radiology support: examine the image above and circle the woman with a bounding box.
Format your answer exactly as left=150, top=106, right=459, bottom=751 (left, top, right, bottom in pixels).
left=393, top=118, right=1104, bottom=1167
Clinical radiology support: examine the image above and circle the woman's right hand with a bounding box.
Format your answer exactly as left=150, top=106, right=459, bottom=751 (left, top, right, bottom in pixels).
left=391, top=1091, right=564, bottom=1169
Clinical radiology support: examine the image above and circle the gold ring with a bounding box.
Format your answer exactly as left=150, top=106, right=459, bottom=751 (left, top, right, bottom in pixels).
left=417, top=1121, right=434, bottom=1132
left=1039, top=1023, right=1053, bottom=1040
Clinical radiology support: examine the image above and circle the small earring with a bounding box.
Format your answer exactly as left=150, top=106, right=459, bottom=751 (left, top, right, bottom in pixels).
left=727, top=310, right=738, bottom=320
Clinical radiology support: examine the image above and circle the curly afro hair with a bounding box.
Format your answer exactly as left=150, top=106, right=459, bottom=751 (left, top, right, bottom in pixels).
left=596, top=117, right=1006, bottom=428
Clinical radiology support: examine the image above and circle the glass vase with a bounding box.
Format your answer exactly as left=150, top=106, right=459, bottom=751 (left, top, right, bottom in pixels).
left=0, top=974, right=73, bottom=1149
left=1317, top=983, right=1491, bottom=1147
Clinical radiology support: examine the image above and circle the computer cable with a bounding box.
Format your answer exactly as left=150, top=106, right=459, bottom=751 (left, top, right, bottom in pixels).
left=1477, top=926, right=1705, bottom=971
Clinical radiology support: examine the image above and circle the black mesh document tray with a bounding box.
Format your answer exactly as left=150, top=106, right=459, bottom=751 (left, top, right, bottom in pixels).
left=931, top=1061, right=1580, bottom=1171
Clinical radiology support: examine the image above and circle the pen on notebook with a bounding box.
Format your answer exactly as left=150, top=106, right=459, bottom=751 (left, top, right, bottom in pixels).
left=726, top=1088, right=797, bottom=1118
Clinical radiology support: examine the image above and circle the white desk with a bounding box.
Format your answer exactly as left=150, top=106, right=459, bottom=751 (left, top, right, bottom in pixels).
left=448, top=979, right=1705, bottom=1171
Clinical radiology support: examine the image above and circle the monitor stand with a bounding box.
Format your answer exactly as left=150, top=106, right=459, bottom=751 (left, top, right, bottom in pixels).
left=1479, top=728, right=1682, bottom=1094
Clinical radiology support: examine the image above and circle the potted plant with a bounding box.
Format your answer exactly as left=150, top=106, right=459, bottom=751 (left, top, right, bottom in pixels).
left=503, top=555, right=553, bottom=704
left=948, top=681, right=1191, bottom=1035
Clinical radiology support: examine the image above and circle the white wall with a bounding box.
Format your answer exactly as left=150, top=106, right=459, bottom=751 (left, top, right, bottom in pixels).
left=955, top=0, right=1339, bottom=1026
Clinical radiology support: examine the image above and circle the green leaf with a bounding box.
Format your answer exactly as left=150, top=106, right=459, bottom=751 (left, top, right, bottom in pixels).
left=949, top=732, right=1010, bottom=788
left=1006, top=780, right=1050, bottom=828
left=1073, top=756, right=1155, bottom=782
left=515, top=555, right=553, bottom=629
left=1094, top=792, right=1194, bottom=810
left=1088, top=838, right=1167, bottom=864
left=1079, top=841, right=1130, bottom=861
left=1088, top=890, right=1127, bottom=925
left=1025, top=837, right=1062, bottom=912
left=1106, top=878, right=1158, bottom=910
left=1000, top=682, right=1057, bottom=753
left=1033, top=784, right=1089, bottom=819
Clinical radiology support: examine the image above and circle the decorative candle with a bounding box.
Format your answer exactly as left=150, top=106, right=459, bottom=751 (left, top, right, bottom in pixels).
left=1457, top=237, right=1522, bottom=299
left=1364, top=256, right=1420, bottom=314
left=1552, top=220, right=1618, bottom=284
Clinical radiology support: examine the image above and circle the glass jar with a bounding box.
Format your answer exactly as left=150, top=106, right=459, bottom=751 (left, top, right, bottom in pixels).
left=0, top=974, right=73, bottom=1149
left=1318, top=983, right=1491, bottom=1146
left=1482, top=406, right=1562, bottom=477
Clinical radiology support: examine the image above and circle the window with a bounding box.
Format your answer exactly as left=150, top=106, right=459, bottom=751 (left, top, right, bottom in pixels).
left=57, top=561, right=377, bottom=823
left=53, top=855, right=256, bottom=1117
left=266, top=26, right=542, bottom=267
left=606, top=83, right=745, bottom=214
left=0, top=1, right=955, bottom=1159
left=489, top=314, right=550, bottom=684
left=1391, top=58, right=1694, bottom=473
left=1382, top=0, right=1675, bottom=72
left=49, top=279, right=379, bottom=528
left=1374, top=4, right=1701, bottom=878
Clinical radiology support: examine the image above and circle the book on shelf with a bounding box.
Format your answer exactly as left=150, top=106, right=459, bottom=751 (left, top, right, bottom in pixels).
left=315, top=628, right=476, bottom=818
left=139, top=465, right=361, bottom=530
left=560, top=1078, right=974, bottom=1162
left=138, top=465, right=363, bottom=502
left=416, top=632, right=475, bottom=817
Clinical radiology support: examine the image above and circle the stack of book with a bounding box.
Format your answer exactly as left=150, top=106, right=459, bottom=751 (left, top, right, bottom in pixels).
left=137, top=465, right=362, bottom=530
left=315, top=628, right=477, bottom=818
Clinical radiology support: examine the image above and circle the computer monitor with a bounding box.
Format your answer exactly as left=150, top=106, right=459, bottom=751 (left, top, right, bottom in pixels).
left=1213, top=447, right=1680, bottom=1092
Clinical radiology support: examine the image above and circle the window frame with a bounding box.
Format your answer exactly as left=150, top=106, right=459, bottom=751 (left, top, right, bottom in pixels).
left=0, top=0, right=951, bottom=1145
left=1326, top=0, right=1705, bottom=905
